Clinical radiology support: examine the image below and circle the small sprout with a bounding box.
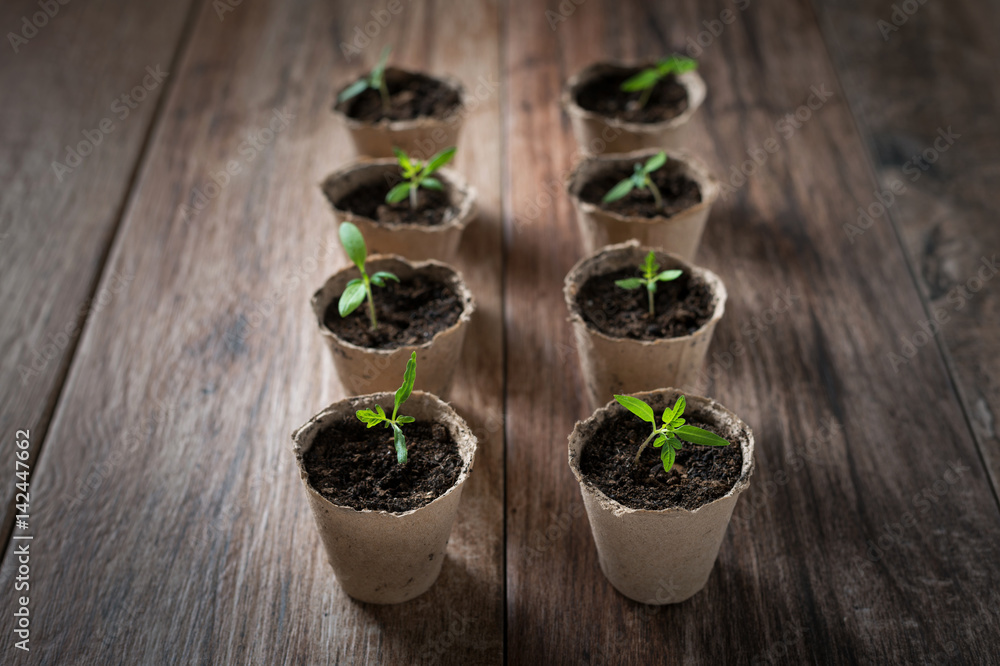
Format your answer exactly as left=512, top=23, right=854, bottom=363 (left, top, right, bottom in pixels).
left=338, top=222, right=399, bottom=331
left=385, top=146, right=456, bottom=209
left=613, top=394, right=731, bottom=473
left=620, top=55, right=698, bottom=109
left=337, top=46, right=392, bottom=111
left=602, top=151, right=668, bottom=210
left=615, top=250, right=682, bottom=317
left=356, top=352, right=418, bottom=465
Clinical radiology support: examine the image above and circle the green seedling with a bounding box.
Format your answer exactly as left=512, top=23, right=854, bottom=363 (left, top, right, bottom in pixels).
left=338, top=222, right=398, bottom=331
left=615, top=250, right=682, bottom=317
left=337, top=46, right=392, bottom=111
left=614, top=394, right=731, bottom=473
left=620, top=55, right=698, bottom=109
left=386, top=146, right=456, bottom=209
left=356, top=352, right=417, bottom=465
left=602, top=150, right=668, bottom=210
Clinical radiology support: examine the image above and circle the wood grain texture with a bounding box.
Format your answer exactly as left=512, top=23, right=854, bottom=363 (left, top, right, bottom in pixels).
left=503, top=0, right=1000, bottom=663
left=811, top=0, right=1000, bottom=494
left=0, top=0, right=502, bottom=663
left=0, top=0, right=196, bottom=548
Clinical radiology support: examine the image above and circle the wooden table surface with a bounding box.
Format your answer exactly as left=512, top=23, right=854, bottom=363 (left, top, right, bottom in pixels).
left=1, top=0, right=998, bottom=663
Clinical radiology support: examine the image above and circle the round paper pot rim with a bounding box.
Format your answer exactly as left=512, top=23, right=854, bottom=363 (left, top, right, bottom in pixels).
left=568, top=389, right=755, bottom=517
left=561, top=62, right=706, bottom=133
left=563, top=240, right=726, bottom=346
left=291, top=390, right=477, bottom=518
left=321, top=161, right=477, bottom=234
left=332, top=67, right=468, bottom=131
left=311, top=254, right=476, bottom=357
left=566, top=149, right=720, bottom=227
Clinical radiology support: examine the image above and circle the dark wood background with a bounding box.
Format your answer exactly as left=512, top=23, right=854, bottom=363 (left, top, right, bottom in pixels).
left=1, top=0, right=997, bottom=663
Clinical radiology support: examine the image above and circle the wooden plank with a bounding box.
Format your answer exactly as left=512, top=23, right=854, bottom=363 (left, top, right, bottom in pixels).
left=0, top=0, right=196, bottom=546
left=811, top=0, right=1000, bottom=493
left=0, top=0, right=502, bottom=663
left=503, top=0, right=1000, bottom=663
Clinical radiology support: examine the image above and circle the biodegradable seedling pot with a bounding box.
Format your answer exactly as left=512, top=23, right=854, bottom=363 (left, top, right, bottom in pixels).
left=333, top=67, right=467, bottom=158
left=292, top=391, right=477, bottom=604
left=568, top=389, right=754, bottom=604
left=564, top=241, right=726, bottom=410
left=567, top=149, right=719, bottom=260
left=312, top=255, right=474, bottom=397
left=322, top=160, right=476, bottom=263
left=562, top=61, right=706, bottom=155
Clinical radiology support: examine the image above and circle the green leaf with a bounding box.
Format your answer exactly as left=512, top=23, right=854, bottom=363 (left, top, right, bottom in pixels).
left=675, top=425, right=731, bottom=447
left=375, top=404, right=386, bottom=419
left=655, top=269, right=682, bottom=282
left=393, top=146, right=413, bottom=171
left=613, top=394, right=655, bottom=424
left=643, top=151, right=667, bottom=174
left=602, top=177, right=635, bottom=203
left=660, top=445, right=676, bottom=472
left=393, top=351, right=417, bottom=419
left=620, top=68, right=660, bottom=92
left=652, top=434, right=667, bottom=448
left=391, top=422, right=407, bottom=465
left=396, top=415, right=415, bottom=424
left=338, top=281, right=367, bottom=317
left=370, top=271, right=399, bottom=284
left=673, top=395, right=686, bottom=419
left=371, top=45, right=391, bottom=82
left=421, top=177, right=443, bottom=191
left=657, top=55, right=697, bottom=76
left=385, top=182, right=412, bottom=203
left=337, top=79, right=370, bottom=103
left=642, top=251, right=659, bottom=276
left=668, top=436, right=684, bottom=450
left=339, top=222, right=367, bottom=269
left=424, top=146, right=456, bottom=174
left=356, top=408, right=383, bottom=428
left=615, top=278, right=644, bottom=290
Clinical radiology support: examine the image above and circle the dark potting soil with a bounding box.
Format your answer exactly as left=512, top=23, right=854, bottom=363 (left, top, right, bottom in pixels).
left=579, top=397, right=744, bottom=511
left=578, top=161, right=702, bottom=218
left=303, top=418, right=464, bottom=512
left=336, top=70, right=461, bottom=123
left=576, top=267, right=714, bottom=340
left=574, top=69, right=689, bottom=123
left=323, top=271, right=463, bottom=350
left=331, top=174, right=457, bottom=227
